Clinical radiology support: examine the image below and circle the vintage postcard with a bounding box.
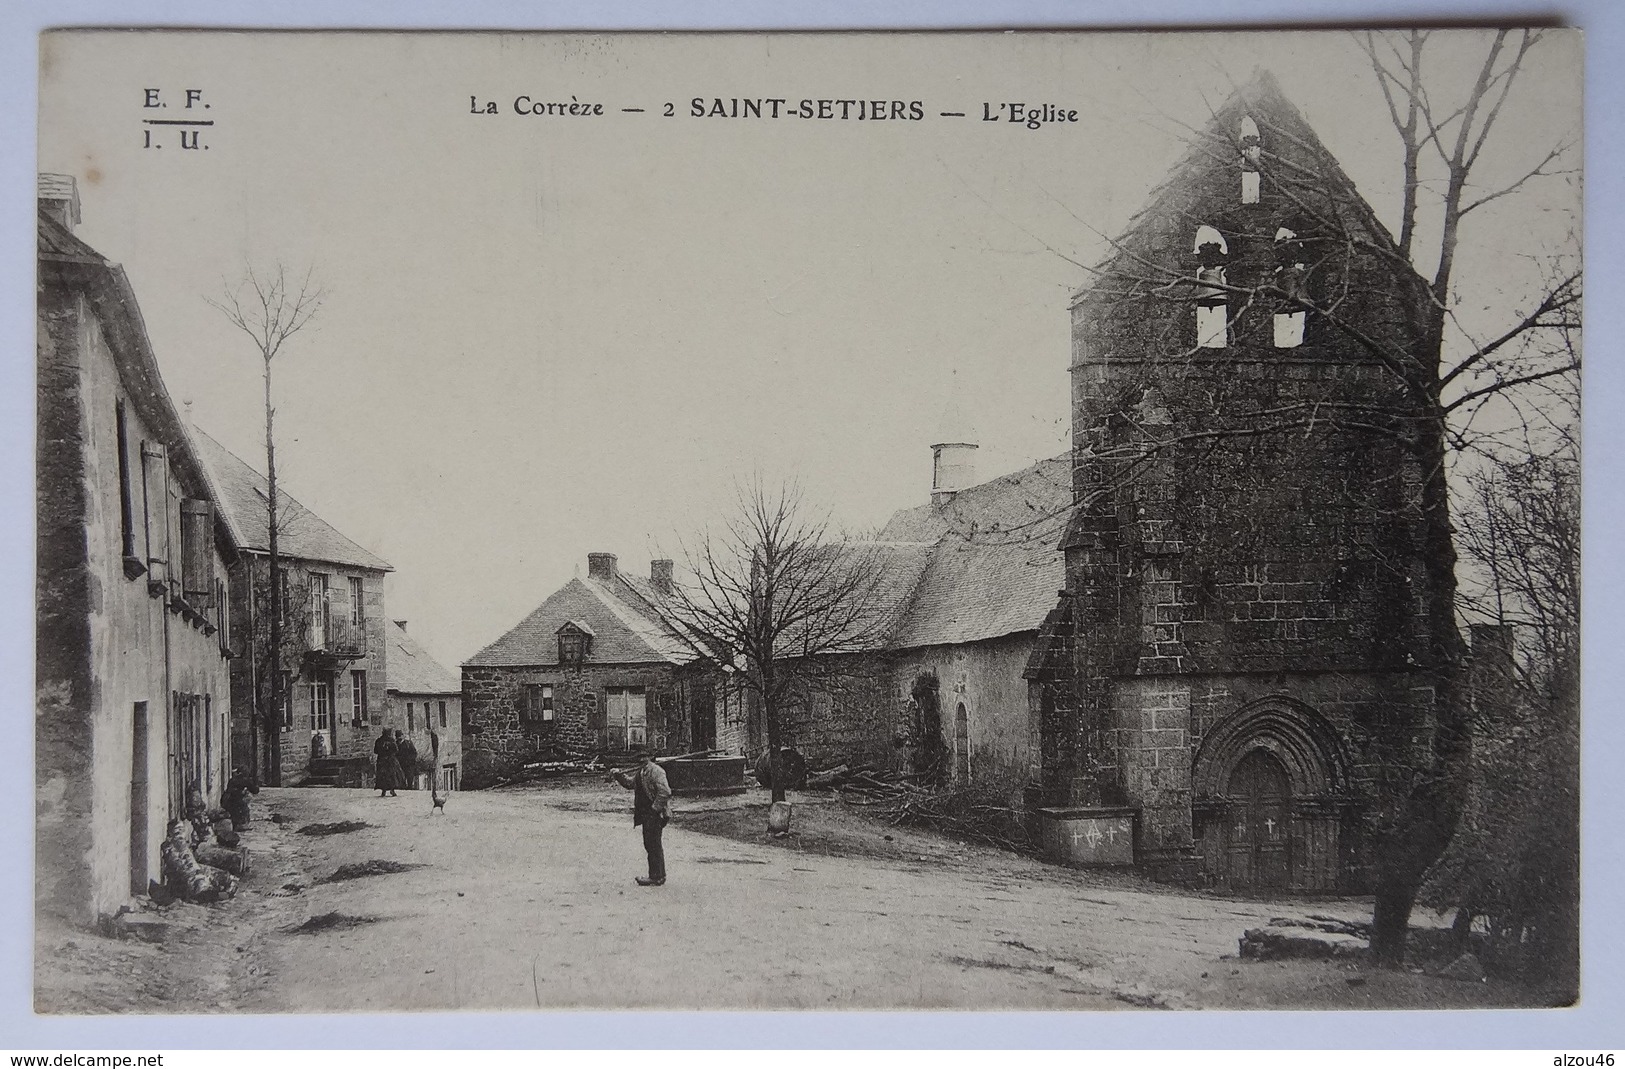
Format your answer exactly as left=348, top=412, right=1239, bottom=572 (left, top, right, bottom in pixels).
left=34, top=28, right=1582, bottom=1016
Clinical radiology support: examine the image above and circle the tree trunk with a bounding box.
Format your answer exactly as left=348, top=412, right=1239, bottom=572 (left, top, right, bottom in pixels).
left=1370, top=876, right=1418, bottom=967
left=264, top=362, right=283, bottom=786
left=762, top=668, right=786, bottom=805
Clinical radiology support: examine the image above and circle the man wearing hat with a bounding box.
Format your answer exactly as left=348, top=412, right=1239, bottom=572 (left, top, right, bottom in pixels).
left=611, top=750, right=672, bottom=886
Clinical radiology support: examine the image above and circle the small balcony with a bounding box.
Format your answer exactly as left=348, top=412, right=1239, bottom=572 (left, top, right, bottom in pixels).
left=303, top=616, right=368, bottom=670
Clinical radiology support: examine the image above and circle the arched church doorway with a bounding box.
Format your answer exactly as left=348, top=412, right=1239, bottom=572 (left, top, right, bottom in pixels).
left=1223, top=748, right=1292, bottom=888
left=1191, top=697, right=1351, bottom=892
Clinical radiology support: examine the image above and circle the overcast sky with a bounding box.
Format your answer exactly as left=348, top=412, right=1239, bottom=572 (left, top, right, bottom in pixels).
left=37, top=29, right=1581, bottom=669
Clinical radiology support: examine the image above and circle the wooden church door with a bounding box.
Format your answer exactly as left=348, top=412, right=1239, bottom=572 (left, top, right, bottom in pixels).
left=1225, top=748, right=1292, bottom=889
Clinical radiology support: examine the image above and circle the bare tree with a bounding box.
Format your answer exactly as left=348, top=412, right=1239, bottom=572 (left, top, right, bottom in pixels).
left=1424, top=442, right=1578, bottom=990
left=663, top=479, right=894, bottom=816
left=1056, top=32, right=1577, bottom=965
left=207, top=264, right=323, bottom=786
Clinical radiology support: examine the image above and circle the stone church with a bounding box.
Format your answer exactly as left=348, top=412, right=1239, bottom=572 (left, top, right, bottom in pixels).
left=1026, top=73, right=1442, bottom=893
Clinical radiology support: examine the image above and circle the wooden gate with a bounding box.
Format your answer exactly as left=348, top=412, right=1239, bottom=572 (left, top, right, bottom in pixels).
left=1224, top=748, right=1292, bottom=889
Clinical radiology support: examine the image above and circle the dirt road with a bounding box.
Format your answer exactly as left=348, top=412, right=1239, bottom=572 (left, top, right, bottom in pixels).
left=35, top=780, right=1535, bottom=1013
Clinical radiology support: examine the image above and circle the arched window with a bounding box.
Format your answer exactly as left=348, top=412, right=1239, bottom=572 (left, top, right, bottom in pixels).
left=1272, top=227, right=1307, bottom=348
left=1193, top=226, right=1229, bottom=349
left=1239, top=116, right=1262, bottom=204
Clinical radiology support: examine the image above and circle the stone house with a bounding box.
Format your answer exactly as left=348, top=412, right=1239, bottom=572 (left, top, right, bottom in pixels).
left=37, top=175, right=238, bottom=929
left=1025, top=72, right=1442, bottom=893
left=749, top=449, right=1072, bottom=806
left=461, top=553, right=722, bottom=787
left=189, top=428, right=393, bottom=786
left=385, top=620, right=463, bottom=790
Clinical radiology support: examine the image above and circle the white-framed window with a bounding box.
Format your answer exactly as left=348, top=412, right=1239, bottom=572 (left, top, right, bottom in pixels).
left=522, top=684, right=554, bottom=725
left=351, top=669, right=368, bottom=725
left=311, top=676, right=334, bottom=733
left=310, top=573, right=330, bottom=648
left=348, top=576, right=364, bottom=628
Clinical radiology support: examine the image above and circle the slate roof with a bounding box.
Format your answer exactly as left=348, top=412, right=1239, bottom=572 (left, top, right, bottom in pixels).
left=878, top=454, right=1072, bottom=546
left=469, top=455, right=1072, bottom=667
left=871, top=455, right=1071, bottom=650
left=465, top=575, right=697, bottom=668
left=189, top=427, right=392, bottom=573
left=386, top=621, right=461, bottom=695
left=889, top=536, right=1064, bottom=649
left=39, top=207, right=227, bottom=541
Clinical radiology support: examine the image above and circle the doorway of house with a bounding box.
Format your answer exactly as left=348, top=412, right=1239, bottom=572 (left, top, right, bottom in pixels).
left=310, top=674, right=335, bottom=758
left=129, top=701, right=149, bottom=894
left=606, top=687, right=647, bottom=750
left=1224, top=747, right=1292, bottom=888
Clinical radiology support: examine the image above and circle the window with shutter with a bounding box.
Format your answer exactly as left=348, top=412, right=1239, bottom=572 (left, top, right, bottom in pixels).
left=115, top=402, right=144, bottom=579
left=310, top=573, right=329, bottom=648
left=180, top=499, right=215, bottom=605
left=140, top=442, right=169, bottom=592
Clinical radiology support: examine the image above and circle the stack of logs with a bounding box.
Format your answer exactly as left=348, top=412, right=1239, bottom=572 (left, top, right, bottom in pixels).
left=805, top=763, right=1032, bottom=854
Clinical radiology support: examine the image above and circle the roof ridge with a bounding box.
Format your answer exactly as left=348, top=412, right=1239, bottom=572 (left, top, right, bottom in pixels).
left=190, top=424, right=393, bottom=572
left=580, top=577, right=692, bottom=665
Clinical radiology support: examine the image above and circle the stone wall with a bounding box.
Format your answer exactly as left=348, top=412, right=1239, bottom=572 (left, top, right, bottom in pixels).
left=387, top=692, right=463, bottom=788
left=226, top=555, right=390, bottom=785
left=460, top=661, right=719, bottom=787
left=739, top=639, right=1040, bottom=801
left=1039, top=83, right=1441, bottom=892
left=890, top=635, right=1039, bottom=805
left=37, top=284, right=233, bottom=929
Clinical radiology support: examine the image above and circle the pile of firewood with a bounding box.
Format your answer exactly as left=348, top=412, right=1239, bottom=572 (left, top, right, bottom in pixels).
left=804, top=764, right=1033, bottom=854
left=802, top=763, right=925, bottom=797
left=488, top=748, right=605, bottom=787
left=872, top=788, right=1033, bottom=854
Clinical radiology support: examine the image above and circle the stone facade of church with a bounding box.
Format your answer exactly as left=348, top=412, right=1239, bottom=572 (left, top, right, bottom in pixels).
left=1026, top=74, right=1441, bottom=893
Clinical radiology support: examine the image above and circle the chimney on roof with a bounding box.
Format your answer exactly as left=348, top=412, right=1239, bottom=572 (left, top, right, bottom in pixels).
left=931, top=371, right=978, bottom=507
left=587, top=552, right=619, bottom=582
left=650, top=559, right=674, bottom=595
left=38, top=173, right=81, bottom=233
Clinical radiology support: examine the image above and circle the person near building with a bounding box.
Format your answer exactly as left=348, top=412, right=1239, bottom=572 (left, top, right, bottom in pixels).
left=373, top=726, right=403, bottom=797
left=395, top=729, right=420, bottom=790
left=611, top=750, right=671, bottom=886
left=223, top=767, right=259, bottom=830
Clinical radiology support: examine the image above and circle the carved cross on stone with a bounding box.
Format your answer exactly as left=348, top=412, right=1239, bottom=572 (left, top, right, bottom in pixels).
left=1264, top=817, right=1277, bottom=837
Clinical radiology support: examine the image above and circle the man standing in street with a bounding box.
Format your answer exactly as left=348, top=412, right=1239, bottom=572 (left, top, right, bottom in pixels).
left=611, top=750, right=671, bottom=886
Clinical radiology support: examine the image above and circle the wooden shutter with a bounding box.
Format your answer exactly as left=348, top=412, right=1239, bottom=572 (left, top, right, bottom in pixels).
left=140, top=442, right=168, bottom=579
left=180, top=499, right=215, bottom=603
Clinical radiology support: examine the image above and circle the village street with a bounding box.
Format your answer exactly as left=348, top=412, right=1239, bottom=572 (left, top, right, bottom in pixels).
left=36, top=779, right=1534, bottom=1014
